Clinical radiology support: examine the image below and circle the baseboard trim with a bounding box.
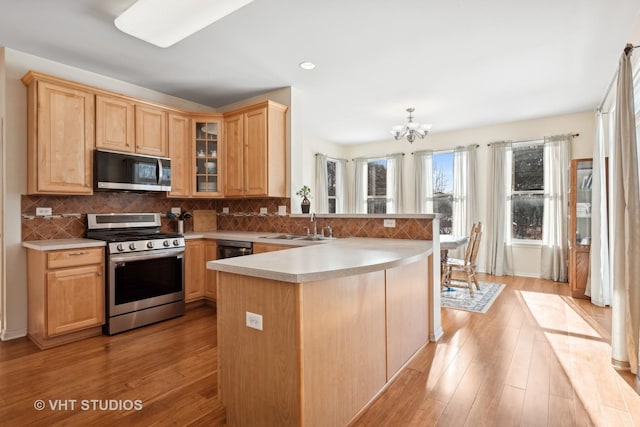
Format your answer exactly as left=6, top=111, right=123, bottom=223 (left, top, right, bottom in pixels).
left=1, top=327, right=27, bottom=341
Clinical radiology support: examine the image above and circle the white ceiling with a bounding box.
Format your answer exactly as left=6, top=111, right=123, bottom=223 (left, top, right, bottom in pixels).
left=1, top=0, right=639, bottom=144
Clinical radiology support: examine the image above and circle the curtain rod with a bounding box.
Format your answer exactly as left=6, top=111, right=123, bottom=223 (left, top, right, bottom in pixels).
left=598, top=43, right=638, bottom=111
left=487, top=133, right=579, bottom=146
left=315, top=153, right=349, bottom=162
left=351, top=153, right=405, bottom=161
left=411, top=144, right=479, bottom=155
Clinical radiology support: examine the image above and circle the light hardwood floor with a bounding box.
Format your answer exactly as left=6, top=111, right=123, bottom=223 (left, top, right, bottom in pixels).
left=1, top=274, right=639, bottom=426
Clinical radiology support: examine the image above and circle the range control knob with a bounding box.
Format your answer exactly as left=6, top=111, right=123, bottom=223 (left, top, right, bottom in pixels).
left=163, top=240, right=171, bottom=247
left=173, top=239, right=180, bottom=246
left=129, top=243, right=136, bottom=250
left=147, top=241, right=155, bottom=249
left=116, top=243, right=124, bottom=252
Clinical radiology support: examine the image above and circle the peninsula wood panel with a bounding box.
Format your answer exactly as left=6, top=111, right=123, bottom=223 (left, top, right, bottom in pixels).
left=204, top=241, right=217, bottom=301
left=300, top=271, right=387, bottom=427
left=385, top=257, right=429, bottom=379
left=217, top=272, right=301, bottom=426
left=95, top=94, right=135, bottom=152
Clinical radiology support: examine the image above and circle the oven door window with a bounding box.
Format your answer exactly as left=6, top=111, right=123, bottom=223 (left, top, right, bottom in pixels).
left=114, top=256, right=183, bottom=305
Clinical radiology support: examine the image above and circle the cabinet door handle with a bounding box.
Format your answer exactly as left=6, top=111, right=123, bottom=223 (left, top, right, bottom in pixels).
left=68, top=251, right=87, bottom=256
left=97, top=272, right=103, bottom=276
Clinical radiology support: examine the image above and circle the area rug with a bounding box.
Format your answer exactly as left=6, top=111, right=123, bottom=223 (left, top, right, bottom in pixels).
left=441, top=281, right=506, bottom=313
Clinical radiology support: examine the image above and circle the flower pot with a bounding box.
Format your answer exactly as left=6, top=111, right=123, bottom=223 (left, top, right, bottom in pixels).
left=301, top=197, right=311, bottom=214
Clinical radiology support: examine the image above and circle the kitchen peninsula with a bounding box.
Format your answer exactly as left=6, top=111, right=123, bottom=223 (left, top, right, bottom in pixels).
left=207, top=237, right=439, bottom=427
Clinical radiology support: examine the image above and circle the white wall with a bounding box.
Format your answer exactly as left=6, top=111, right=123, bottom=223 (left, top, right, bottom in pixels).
left=0, top=47, right=6, bottom=337
left=0, top=48, right=218, bottom=340
left=342, top=111, right=595, bottom=277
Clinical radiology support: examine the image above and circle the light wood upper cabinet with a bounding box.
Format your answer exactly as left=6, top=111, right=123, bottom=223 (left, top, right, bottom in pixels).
left=193, top=116, right=224, bottom=197
left=95, top=94, right=135, bottom=152
left=223, top=113, right=245, bottom=196
left=23, top=73, right=95, bottom=195
left=223, top=101, right=287, bottom=197
left=135, top=104, right=168, bottom=157
left=168, top=113, right=192, bottom=197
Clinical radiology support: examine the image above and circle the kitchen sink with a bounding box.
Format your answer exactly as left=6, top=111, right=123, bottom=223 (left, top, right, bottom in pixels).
left=262, top=234, right=335, bottom=241
left=262, top=234, right=307, bottom=240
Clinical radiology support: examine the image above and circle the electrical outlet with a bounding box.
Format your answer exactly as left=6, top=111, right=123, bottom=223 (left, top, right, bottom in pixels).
left=259, top=207, right=267, bottom=215
left=171, top=207, right=181, bottom=215
left=278, top=205, right=287, bottom=216
left=36, top=207, right=52, bottom=216
left=246, top=312, right=263, bottom=331
left=222, top=207, right=230, bottom=214
left=383, top=219, right=396, bottom=228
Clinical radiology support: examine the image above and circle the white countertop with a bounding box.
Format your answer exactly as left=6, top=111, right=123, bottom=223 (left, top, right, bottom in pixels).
left=207, top=237, right=434, bottom=283
left=184, top=230, right=328, bottom=247
left=22, top=238, right=106, bottom=251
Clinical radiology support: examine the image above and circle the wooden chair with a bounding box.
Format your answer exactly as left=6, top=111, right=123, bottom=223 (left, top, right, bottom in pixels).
left=441, top=222, right=483, bottom=296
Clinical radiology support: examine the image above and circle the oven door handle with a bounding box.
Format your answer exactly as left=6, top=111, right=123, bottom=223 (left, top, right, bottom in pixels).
left=111, top=249, right=184, bottom=264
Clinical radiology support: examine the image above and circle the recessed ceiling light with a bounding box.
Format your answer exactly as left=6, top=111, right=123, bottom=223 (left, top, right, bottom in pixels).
left=115, top=0, right=254, bottom=48
left=299, top=62, right=316, bottom=70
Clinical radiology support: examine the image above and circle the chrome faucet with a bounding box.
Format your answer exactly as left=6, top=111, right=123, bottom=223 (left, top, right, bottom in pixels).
left=310, top=213, right=317, bottom=237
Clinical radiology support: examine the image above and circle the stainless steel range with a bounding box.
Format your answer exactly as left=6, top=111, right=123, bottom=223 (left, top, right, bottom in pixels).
left=87, top=213, right=185, bottom=335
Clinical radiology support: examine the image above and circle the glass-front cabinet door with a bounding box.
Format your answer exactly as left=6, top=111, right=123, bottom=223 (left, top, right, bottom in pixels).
left=569, top=158, right=593, bottom=298
left=193, top=117, right=223, bottom=197
left=573, top=159, right=593, bottom=246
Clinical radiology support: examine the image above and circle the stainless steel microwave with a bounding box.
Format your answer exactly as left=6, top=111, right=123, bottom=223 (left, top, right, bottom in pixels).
left=94, top=149, right=172, bottom=192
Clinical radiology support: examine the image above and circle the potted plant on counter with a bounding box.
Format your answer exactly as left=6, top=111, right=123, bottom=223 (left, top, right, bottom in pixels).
left=296, top=185, right=312, bottom=214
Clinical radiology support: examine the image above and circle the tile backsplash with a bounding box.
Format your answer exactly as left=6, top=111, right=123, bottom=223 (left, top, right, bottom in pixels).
left=22, top=194, right=433, bottom=241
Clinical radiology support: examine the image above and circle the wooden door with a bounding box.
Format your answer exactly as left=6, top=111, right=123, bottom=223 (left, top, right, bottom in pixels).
left=185, top=240, right=205, bottom=302
left=47, top=265, right=104, bottom=336
left=35, top=81, right=94, bottom=194
left=224, top=114, right=245, bottom=196
left=168, top=113, right=191, bottom=197
left=95, top=95, right=135, bottom=152
left=244, top=108, right=268, bottom=196
left=205, top=241, right=217, bottom=301
left=135, top=105, right=168, bottom=156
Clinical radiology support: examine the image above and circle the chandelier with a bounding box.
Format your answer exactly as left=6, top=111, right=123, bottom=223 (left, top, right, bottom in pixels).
left=390, top=108, right=432, bottom=143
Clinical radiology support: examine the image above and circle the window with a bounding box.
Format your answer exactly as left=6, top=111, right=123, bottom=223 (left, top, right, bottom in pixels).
left=432, top=151, right=454, bottom=234
left=511, top=141, right=544, bottom=240
left=327, top=159, right=337, bottom=213
left=367, top=159, right=387, bottom=213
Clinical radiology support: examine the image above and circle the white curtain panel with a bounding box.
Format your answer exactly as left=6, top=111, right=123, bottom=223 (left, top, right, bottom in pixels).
left=386, top=153, right=404, bottom=214
left=335, top=159, right=349, bottom=214
left=540, top=135, right=571, bottom=282
left=585, top=111, right=612, bottom=306
left=451, top=145, right=479, bottom=258
left=610, top=46, right=640, bottom=376
left=486, top=142, right=514, bottom=276
left=353, top=158, right=368, bottom=214
left=314, top=153, right=329, bottom=213
left=414, top=150, right=433, bottom=213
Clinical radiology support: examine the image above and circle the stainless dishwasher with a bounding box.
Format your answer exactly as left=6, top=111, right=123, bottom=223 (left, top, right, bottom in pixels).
left=217, top=240, right=253, bottom=259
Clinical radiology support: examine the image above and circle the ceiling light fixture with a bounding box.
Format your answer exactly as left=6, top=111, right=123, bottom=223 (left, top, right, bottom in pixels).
left=299, top=61, right=316, bottom=70
left=390, top=108, right=432, bottom=143
left=114, top=0, right=254, bottom=48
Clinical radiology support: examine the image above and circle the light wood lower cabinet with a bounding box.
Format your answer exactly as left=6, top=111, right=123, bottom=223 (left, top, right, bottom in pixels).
left=185, top=240, right=206, bottom=302
left=205, top=241, right=217, bottom=301
left=252, top=242, right=293, bottom=253
left=27, top=247, right=105, bottom=349
left=185, top=240, right=218, bottom=303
